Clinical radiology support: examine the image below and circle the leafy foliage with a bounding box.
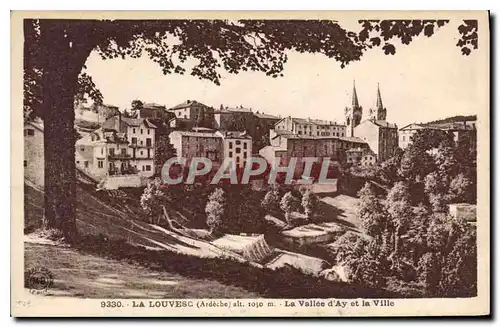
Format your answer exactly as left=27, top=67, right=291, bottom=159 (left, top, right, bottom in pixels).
left=357, top=182, right=387, bottom=237
left=261, top=184, right=281, bottom=215
left=140, top=178, right=167, bottom=224
left=205, top=188, right=226, bottom=234
left=300, top=188, right=319, bottom=218
left=280, top=191, right=297, bottom=224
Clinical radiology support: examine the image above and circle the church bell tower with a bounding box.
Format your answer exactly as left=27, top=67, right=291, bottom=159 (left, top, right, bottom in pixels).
left=345, top=80, right=363, bottom=137
left=369, top=83, right=387, bottom=121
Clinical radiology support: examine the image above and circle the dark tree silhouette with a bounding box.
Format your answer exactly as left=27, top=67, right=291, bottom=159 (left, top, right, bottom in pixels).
left=23, top=18, right=476, bottom=241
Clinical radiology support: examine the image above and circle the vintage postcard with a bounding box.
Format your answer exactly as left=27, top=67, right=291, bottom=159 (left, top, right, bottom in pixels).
left=11, top=11, right=490, bottom=317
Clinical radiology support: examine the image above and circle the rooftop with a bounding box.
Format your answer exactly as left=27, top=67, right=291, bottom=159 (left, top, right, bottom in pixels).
left=171, top=130, right=222, bottom=138
left=254, top=112, right=280, bottom=120
left=221, top=130, right=252, bottom=139
left=169, top=100, right=211, bottom=111
left=293, top=117, right=343, bottom=126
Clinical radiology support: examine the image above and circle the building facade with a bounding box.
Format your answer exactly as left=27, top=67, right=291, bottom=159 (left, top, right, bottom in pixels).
left=75, top=115, right=157, bottom=181
left=169, top=130, right=224, bottom=171
left=24, top=120, right=45, bottom=187
left=216, top=130, right=252, bottom=169
left=274, top=116, right=346, bottom=138
left=260, top=129, right=368, bottom=177
left=168, top=100, right=215, bottom=129
left=346, top=147, right=377, bottom=167
left=354, top=120, right=399, bottom=163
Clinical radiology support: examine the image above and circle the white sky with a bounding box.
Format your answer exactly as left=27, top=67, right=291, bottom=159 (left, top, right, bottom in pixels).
left=84, top=18, right=483, bottom=128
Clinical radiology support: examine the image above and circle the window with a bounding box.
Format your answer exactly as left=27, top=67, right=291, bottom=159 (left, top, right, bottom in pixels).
left=76, top=161, right=80, bottom=164
left=317, top=132, right=320, bottom=136
left=229, top=142, right=233, bottom=149
left=303, top=146, right=307, bottom=151
left=142, top=166, right=145, bottom=171
left=98, top=160, right=104, bottom=168
left=243, top=152, right=247, bottom=159
left=146, top=138, right=152, bottom=147
left=140, top=150, right=144, bottom=155
left=236, top=148, right=241, bottom=154
left=229, top=151, right=233, bottom=158
left=236, top=140, right=241, bottom=145
left=109, top=148, right=115, bottom=155
left=140, top=129, right=144, bottom=134
left=133, top=128, right=136, bottom=133
left=84, top=161, right=89, bottom=168
left=147, top=129, right=150, bottom=135
left=121, top=148, right=126, bottom=155
left=80, top=146, right=85, bottom=152
left=236, top=157, right=241, bottom=164
left=146, top=165, right=151, bottom=171
left=24, top=160, right=27, bottom=167
left=243, top=143, right=247, bottom=150
left=24, top=129, right=35, bottom=136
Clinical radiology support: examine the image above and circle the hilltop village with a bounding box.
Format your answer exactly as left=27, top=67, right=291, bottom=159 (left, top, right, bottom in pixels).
left=25, top=82, right=475, bottom=190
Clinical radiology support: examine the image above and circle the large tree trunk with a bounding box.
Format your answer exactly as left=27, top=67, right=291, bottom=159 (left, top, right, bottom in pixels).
left=39, top=21, right=94, bottom=242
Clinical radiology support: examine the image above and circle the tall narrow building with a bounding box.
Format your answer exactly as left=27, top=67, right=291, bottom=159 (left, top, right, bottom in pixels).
left=369, top=83, right=387, bottom=121
left=345, top=80, right=363, bottom=137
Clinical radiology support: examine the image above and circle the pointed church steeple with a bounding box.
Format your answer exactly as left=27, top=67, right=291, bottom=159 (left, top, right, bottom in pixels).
left=352, top=80, right=360, bottom=108
left=345, top=80, right=363, bottom=137
left=376, top=83, right=383, bottom=109
left=371, top=83, right=387, bottom=121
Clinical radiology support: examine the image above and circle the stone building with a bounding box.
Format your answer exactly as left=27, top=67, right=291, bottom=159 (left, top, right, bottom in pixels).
left=169, top=130, right=224, bottom=171
left=75, top=115, right=157, bottom=181
left=24, top=120, right=45, bottom=188
left=346, top=82, right=399, bottom=162
left=168, top=100, right=215, bottom=129
left=259, top=129, right=368, bottom=177
left=133, top=102, right=174, bottom=120
left=216, top=130, right=252, bottom=169
left=354, top=119, right=398, bottom=163
left=274, top=116, right=346, bottom=137
left=346, top=147, right=377, bottom=167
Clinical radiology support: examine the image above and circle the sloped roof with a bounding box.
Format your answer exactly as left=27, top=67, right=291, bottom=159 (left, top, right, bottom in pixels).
left=338, top=136, right=367, bottom=144
left=399, top=123, right=425, bottom=131
left=101, top=116, right=157, bottom=132
left=254, top=112, right=280, bottom=120
left=171, top=130, right=222, bottom=138
left=169, top=100, right=211, bottom=110
left=142, top=103, right=166, bottom=109
left=222, top=130, right=252, bottom=139
left=373, top=120, right=398, bottom=129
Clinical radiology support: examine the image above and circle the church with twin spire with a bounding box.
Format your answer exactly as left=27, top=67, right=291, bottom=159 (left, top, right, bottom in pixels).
left=345, top=81, right=399, bottom=162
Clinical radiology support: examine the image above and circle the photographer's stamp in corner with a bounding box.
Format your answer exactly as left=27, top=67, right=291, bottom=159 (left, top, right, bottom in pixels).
left=11, top=10, right=490, bottom=317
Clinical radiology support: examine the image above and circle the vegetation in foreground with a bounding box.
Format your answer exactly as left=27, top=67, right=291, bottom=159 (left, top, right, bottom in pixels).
left=335, top=129, right=477, bottom=297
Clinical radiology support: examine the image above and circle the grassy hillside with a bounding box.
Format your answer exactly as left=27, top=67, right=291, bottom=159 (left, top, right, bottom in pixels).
left=24, top=183, right=244, bottom=259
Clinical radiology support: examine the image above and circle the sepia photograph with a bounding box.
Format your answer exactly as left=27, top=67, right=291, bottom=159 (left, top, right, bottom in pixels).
left=11, top=10, right=490, bottom=317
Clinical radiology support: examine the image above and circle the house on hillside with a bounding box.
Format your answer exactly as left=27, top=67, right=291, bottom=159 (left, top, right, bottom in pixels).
left=24, top=120, right=44, bottom=188
left=75, top=115, right=157, bottom=188
left=216, top=130, right=252, bottom=169
left=132, top=102, right=174, bottom=120
left=168, top=100, right=215, bottom=129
